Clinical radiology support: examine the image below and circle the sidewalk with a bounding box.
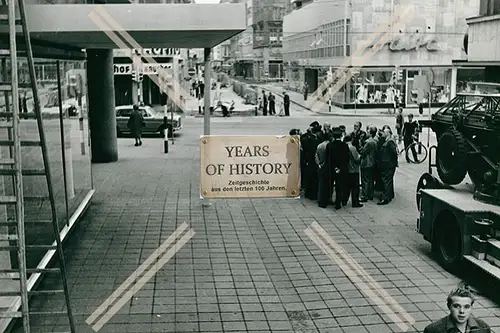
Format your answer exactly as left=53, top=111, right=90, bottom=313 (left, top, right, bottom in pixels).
left=184, top=85, right=257, bottom=117
left=9, top=116, right=500, bottom=333
left=255, top=82, right=442, bottom=118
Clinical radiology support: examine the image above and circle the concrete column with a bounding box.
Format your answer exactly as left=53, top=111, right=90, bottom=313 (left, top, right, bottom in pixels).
left=86, top=49, right=118, bottom=163
left=450, top=67, right=457, bottom=99
left=203, top=48, right=212, bottom=136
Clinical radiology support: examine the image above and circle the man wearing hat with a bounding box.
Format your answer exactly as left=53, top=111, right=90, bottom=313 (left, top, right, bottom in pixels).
left=325, top=127, right=350, bottom=209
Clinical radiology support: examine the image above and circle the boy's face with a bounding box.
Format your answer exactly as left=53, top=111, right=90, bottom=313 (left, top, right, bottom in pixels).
left=448, top=296, right=473, bottom=325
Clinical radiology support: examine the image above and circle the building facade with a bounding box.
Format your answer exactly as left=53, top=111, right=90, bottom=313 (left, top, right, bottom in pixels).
left=252, top=0, right=287, bottom=80
left=456, top=0, right=500, bottom=91
left=113, top=48, right=187, bottom=106
left=283, top=0, right=480, bottom=108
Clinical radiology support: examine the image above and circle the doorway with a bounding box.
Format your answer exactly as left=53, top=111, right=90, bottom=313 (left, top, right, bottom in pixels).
left=406, top=70, right=420, bottom=107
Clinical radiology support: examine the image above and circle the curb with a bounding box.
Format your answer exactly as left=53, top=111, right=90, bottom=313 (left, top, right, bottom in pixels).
left=260, top=86, right=396, bottom=118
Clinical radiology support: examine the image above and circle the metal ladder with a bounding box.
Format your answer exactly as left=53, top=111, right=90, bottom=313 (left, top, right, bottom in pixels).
left=0, top=0, right=76, bottom=332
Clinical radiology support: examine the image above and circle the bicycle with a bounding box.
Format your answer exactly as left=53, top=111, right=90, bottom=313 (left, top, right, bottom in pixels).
left=395, top=135, right=428, bottom=164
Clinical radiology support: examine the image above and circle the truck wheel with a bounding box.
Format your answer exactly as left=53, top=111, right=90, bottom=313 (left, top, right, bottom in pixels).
left=416, top=173, right=440, bottom=210
left=437, top=130, right=468, bottom=185
left=433, top=210, right=462, bottom=271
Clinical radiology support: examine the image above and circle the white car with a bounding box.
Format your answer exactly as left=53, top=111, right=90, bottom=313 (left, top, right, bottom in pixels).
left=115, top=105, right=182, bottom=138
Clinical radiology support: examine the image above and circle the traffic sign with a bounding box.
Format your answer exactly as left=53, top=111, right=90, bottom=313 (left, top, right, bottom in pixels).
left=188, top=68, right=196, bottom=76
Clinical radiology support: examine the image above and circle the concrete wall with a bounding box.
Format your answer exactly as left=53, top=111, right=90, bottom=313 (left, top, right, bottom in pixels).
left=283, top=0, right=348, bottom=35
left=283, top=0, right=479, bottom=67
left=467, top=14, right=500, bottom=61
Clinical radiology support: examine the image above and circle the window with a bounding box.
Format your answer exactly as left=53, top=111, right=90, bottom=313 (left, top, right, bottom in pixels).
left=117, top=109, right=133, bottom=117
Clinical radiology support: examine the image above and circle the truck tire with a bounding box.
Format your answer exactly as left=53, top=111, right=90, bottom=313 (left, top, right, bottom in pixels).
left=436, top=130, right=468, bottom=185
left=433, top=210, right=462, bottom=271
left=416, top=173, right=441, bottom=210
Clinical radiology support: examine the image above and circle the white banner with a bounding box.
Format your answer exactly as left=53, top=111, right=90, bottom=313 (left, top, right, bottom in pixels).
left=142, top=63, right=173, bottom=75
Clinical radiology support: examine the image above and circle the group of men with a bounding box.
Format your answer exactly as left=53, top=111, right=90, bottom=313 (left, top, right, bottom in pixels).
left=293, top=120, right=398, bottom=208
left=260, top=90, right=291, bottom=116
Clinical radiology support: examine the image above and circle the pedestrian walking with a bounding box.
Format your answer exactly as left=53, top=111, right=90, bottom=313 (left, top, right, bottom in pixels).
left=283, top=91, right=290, bottom=116
left=402, top=113, right=419, bottom=162
left=326, top=127, right=349, bottom=209
left=262, top=90, right=268, bottom=116
left=127, top=104, right=144, bottom=147
left=268, top=92, right=276, bottom=115
left=303, top=82, right=309, bottom=101
left=377, top=127, right=398, bottom=205
left=359, top=126, right=378, bottom=202
left=395, top=107, right=404, bottom=143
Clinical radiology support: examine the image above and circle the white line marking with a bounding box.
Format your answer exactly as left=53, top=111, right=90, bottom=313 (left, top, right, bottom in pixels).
left=86, top=222, right=189, bottom=326
left=311, top=221, right=416, bottom=325
left=305, top=225, right=413, bottom=331
left=90, top=228, right=195, bottom=331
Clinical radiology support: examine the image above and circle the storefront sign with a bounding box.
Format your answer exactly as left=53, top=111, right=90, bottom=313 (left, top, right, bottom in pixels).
left=366, top=34, right=439, bottom=52
left=113, top=64, right=132, bottom=75
left=113, top=63, right=173, bottom=75
left=133, top=48, right=181, bottom=57
left=200, top=135, right=300, bottom=199
left=142, top=63, right=173, bottom=75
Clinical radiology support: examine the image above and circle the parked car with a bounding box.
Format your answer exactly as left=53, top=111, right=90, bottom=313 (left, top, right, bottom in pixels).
left=115, top=105, right=182, bottom=138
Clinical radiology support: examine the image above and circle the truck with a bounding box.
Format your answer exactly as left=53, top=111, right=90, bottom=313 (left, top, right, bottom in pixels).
left=416, top=84, right=500, bottom=279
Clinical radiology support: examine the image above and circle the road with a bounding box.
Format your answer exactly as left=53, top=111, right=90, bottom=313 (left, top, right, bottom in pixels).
left=10, top=112, right=500, bottom=333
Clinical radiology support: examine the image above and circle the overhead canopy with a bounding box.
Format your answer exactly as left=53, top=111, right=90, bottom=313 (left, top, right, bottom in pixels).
left=0, top=3, right=246, bottom=56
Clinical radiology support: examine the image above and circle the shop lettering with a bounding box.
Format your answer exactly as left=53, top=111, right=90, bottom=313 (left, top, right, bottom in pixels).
left=113, top=64, right=132, bottom=75
left=142, top=63, right=172, bottom=75
left=367, top=34, right=439, bottom=52
left=133, top=48, right=181, bottom=57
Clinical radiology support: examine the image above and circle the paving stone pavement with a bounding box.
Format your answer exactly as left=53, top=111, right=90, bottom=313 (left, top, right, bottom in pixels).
left=12, top=115, right=500, bottom=333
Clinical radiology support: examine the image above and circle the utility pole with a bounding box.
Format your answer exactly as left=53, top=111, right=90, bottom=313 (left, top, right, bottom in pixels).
left=132, top=50, right=141, bottom=105
left=202, top=48, right=212, bottom=208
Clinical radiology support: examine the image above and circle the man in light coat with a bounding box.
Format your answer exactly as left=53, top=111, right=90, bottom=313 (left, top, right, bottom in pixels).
left=359, top=126, right=378, bottom=202
left=343, top=134, right=363, bottom=208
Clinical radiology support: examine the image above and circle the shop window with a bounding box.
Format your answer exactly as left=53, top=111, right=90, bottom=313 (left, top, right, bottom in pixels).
left=346, top=70, right=405, bottom=104
left=420, top=68, right=452, bottom=103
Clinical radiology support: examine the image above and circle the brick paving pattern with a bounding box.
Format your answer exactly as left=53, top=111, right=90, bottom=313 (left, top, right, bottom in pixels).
left=9, top=115, right=500, bottom=333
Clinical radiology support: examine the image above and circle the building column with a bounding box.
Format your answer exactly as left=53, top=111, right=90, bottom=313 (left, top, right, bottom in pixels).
left=86, top=49, right=118, bottom=163
left=450, top=67, right=457, bottom=99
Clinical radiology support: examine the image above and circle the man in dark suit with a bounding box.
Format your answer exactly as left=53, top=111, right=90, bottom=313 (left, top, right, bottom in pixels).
left=325, top=127, right=349, bottom=209
left=262, top=90, right=268, bottom=116
left=377, top=127, right=398, bottom=205
left=423, top=284, right=491, bottom=333
left=283, top=92, right=290, bottom=116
